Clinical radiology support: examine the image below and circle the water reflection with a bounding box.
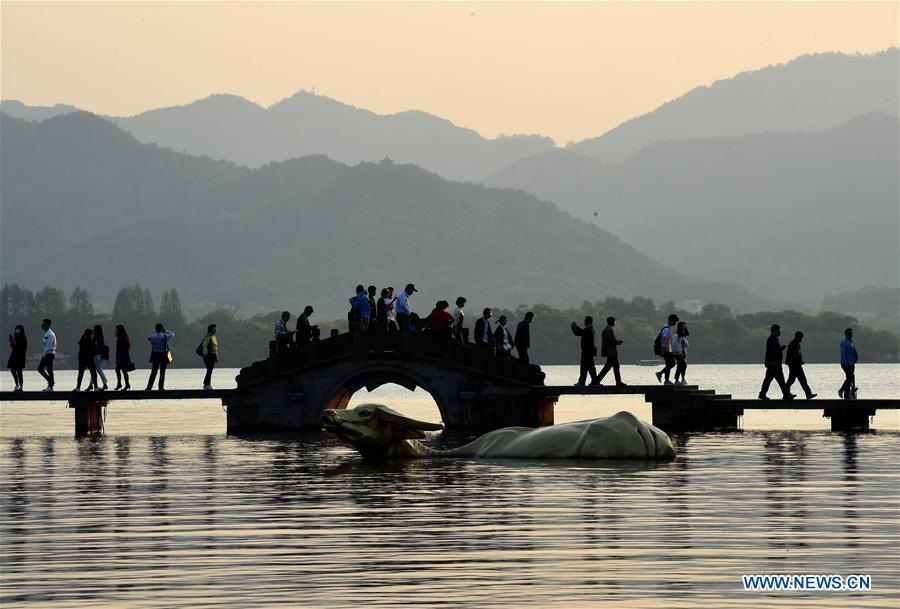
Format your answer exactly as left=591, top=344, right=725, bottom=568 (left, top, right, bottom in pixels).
left=1, top=431, right=898, bottom=609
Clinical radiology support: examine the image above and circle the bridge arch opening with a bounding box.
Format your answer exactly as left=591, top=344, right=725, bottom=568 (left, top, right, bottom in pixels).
left=326, top=371, right=445, bottom=427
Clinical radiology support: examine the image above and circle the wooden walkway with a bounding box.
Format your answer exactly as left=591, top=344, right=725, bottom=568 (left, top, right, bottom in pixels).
left=0, top=389, right=234, bottom=403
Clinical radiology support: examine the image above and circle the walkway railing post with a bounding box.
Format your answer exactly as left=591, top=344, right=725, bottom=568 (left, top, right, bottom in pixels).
left=72, top=398, right=105, bottom=438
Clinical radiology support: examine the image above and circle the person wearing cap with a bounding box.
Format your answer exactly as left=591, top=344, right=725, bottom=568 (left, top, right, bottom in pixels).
left=514, top=312, right=534, bottom=364
left=493, top=315, right=514, bottom=358
left=597, top=316, right=625, bottom=386
left=474, top=308, right=493, bottom=351
left=396, top=283, right=417, bottom=332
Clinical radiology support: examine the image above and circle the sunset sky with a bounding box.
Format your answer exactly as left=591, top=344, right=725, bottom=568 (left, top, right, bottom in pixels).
left=1, top=1, right=896, bottom=143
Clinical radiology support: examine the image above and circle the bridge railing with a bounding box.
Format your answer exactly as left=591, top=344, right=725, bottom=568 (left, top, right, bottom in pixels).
left=236, top=329, right=544, bottom=387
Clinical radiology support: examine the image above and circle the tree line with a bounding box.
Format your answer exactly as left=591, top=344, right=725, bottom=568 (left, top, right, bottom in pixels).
left=1, top=284, right=897, bottom=368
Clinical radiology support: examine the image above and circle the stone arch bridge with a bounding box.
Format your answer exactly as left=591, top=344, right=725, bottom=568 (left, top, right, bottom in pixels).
left=226, top=330, right=556, bottom=433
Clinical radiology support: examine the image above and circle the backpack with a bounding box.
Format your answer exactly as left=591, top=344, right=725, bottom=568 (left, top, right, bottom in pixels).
left=652, top=326, right=665, bottom=356
left=195, top=338, right=206, bottom=357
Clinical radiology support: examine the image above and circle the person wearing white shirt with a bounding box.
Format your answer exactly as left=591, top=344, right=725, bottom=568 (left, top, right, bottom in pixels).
left=452, top=297, right=467, bottom=342
left=37, top=318, right=57, bottom=391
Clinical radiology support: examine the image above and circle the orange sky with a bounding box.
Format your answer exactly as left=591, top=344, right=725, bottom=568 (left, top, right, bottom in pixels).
left=1, top=1, right=897, bottom=143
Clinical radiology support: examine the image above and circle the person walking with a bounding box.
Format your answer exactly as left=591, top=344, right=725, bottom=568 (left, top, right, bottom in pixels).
left=92, top=325, right=110, bottom=391
left=201, top=324, right=218, bottom=390
left=395, top=284, right=416, bottom=332
left=597, top=316, right=626, bottom=386
left=114, top=324, right=133, bottom=391
left=839, top=328, right=858, bottom=399
left=655, top=314, right=679, bottom=386
left=37, top=318, right=56, bottom=392
left=452, top=297, right=467, bottom=342
left=672, top=321, right=690, bottom=386
left=74, top=328, right=97, bottom=392
left=7, top=325, right=27, bottom=392
left=494, top=315, right=514, bottom=358
left=473, top=308, right=494, bottom=351
left=758, top=324, right=794, bottom=400
left=296, top=306, right=315, bottom=343
left=274, top=311, right=294, bottom=351
left=784, top=331, right=816, bottom=399
left=571, top=316, right=598, bottom=386
left=146, top=323, right=174, bottom=391
left=514, top=312, right=534, bottom=364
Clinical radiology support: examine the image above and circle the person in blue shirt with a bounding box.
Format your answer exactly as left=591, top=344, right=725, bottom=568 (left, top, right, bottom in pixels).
left=348, top=285, right=371, bottom=332
left=839, top=327, right=859, bottom=399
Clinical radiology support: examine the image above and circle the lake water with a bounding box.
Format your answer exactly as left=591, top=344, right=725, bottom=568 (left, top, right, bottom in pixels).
left=2, top=365, right=899, bottom=608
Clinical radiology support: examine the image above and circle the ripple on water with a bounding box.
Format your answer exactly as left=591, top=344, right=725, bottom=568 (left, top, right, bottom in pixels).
left=2, top=430, right=899, bottom=608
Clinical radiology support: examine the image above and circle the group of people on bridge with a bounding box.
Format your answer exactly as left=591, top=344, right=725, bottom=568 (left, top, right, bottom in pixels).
left=5, top=286, right=862, bottom=401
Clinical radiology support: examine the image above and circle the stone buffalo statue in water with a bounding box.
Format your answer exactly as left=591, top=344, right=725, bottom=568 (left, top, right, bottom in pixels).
left=323, top=404, right=676, bottom=460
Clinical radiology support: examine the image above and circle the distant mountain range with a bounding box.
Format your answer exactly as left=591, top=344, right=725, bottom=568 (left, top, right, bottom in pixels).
left=567, top=49, right=898, bottom=163
left=486, top=112, right=900, bottom=305
left=0, top=112, right=765, bottom=317
left=2, top=48, right=897, bottom=311
left=3, top=49, right=895, bottom=179
left=1, top=93, right=555, bottom=183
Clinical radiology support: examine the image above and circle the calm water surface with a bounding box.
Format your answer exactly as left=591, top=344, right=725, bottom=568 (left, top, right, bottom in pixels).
left=2, top=365, right=899, bottom=608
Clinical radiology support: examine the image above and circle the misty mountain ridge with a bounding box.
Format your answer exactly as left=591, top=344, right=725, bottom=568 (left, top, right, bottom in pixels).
left=0, top=111, right=766, bottom=318
left=486, top=111, right=899, bottom=306
left=567, top=48, right=898, bottom=164
left=2, top=48, right=895, bottom=181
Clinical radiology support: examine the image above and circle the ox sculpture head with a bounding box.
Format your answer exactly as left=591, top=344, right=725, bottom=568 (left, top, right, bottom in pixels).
left=323, top=403, right=443, bottom=457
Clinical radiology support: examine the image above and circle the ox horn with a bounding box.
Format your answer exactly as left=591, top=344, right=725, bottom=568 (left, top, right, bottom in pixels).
left=374, top=405, right=444, bottom=431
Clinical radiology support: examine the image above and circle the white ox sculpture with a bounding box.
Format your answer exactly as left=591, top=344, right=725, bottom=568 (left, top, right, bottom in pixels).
left=323, top=404, right=676, bottom=459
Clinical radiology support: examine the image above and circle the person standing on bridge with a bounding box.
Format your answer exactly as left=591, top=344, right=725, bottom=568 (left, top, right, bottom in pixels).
left=839, top=328, right=858, bottom=399
left=514, top=311, right=534, bottom=364
left=366, top=286, right=378, bottom=334
left=474, top=308, right=493, bottom=352
left=494, top=315, right=514, bottom=358
left=7, top=325, right=27, bottom=392
left=758, top=324, right=794, bottom=401
left=37, top=318, right=56, bottom=392
left=74, top=328, right=97, bottom=392
left=423, top=301, right=455, bottom=339
left=274, top=311, right=294, bottom=352
left=114, top=325, right=133, bottom=391
left=92, top=325, right=110, bottom=391
left=385, top=287, right=398, bottom=332
left=785, top=331, right=816, bottom=400
left=349, top=285, right=370, bottom=332
left=672, top=321, right=689, bottom=386
left=396, top=284, right=416, bottom=332
left=146, top=323, right=175, bottom=391
left=296, top=306, right=315, bottom=343
left=571, top=316, right=598, bottom=386
left=597, top=316, right=626, bottom=387
left=452, top=297, right=467, bottom=342
left=201, top=324, right=218, bottom=390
